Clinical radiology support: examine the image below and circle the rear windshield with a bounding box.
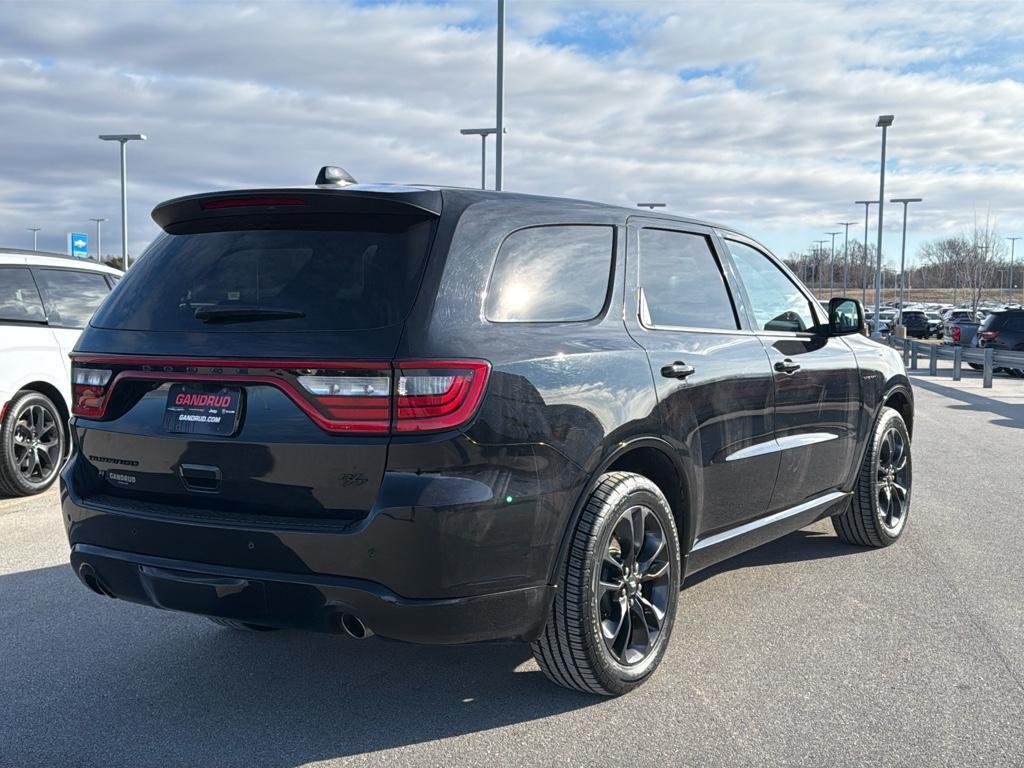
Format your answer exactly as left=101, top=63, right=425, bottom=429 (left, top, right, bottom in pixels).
left=91, top=214, right=435, bottom=332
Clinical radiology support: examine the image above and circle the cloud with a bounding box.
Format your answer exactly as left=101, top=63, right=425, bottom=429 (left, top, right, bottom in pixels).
left=0, top=0, right=1021, bottom=265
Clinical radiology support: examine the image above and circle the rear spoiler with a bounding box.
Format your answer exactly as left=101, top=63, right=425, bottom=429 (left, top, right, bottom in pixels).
left=152, top=186, right=443, bottom=232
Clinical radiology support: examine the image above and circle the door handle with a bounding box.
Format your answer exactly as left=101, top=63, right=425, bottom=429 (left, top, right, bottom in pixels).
left=661, top=361, right=696, bottom=379
left=774, top=359, right=801, bottom=374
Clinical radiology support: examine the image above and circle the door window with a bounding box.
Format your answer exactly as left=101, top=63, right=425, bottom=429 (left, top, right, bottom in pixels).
left=638, top=229, right=737, bottom=330
left=35, top=269, right=112, bottom=328
left=725, top=240, right=817, bottom=333
left=0, top=267, right=46, bottom=323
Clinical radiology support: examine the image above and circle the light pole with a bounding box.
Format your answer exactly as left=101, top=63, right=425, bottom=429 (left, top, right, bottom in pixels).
left=839, top=221, right=856, bottom=294
left=872, top=115, right=894, bottom=338
left=26, top=227, right=41, bottom=250
left=98, top=133, right=146, bottom=271
left=637, top=203, right=666, bottom=210
left=495, top=0, right=505, bottom=191
left=854, top=200, right=877, bottom=305
left=826, top=231, right=841, bottom=297
left=891, top=198, right=921, bottom=317
left=89, top=218, right=107, bottom=262
left=460, top=128, right=498, bottom=190
left=815, top=239, right=828, bottom=298
left=1007, top=237, right=1020, bottom=305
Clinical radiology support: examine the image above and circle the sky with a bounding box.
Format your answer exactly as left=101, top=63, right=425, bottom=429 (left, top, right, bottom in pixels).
left=1, top=0, right=1023, bottom=267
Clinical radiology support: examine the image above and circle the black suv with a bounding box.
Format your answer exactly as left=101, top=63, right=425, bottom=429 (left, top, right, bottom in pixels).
left=62, top=171, right=915, bottom=695
left=976, top=309, right=1024, bottom=376
left=898, top=309, right=931, bottom=339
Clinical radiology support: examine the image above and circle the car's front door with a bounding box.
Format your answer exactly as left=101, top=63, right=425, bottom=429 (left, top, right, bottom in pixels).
left=721, top=236, right=861, bottom=512
left=625, top=221, right=779, bottom=540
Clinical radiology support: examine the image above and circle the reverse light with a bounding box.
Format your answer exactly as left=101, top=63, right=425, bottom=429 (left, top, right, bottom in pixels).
left=71, top=365, right=113, bottom=418
left=294, top=369, right=391, bottom=433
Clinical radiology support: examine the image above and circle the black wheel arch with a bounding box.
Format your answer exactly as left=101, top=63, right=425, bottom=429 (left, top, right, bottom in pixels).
left=546, top=436, right=696, bottom=589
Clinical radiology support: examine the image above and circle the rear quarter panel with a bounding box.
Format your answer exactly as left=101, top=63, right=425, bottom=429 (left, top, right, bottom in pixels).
left=395, top=197, right=662, bottom=588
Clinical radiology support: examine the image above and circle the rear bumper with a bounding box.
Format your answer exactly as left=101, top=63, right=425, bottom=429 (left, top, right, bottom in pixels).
left=70, top=542, right=554, bottom=644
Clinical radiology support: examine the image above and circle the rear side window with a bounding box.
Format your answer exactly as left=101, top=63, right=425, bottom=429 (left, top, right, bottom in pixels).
left=35, top=269, right=111, bottom=328
left=485, top=225, right=613, bottom=322
left=726, top=240, right=817, bottom=333
left=638, top=229, right=737, bottom=330
left=0, top=267, right=45, bottom=323
left=91, top=214, right=435, bottom=332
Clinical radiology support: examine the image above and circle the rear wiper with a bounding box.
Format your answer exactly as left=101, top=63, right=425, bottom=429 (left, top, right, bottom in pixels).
left=193, top=306, right=306, bottom=323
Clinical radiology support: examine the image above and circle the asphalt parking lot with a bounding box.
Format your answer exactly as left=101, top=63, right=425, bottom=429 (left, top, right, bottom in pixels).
left=2, top=368, right=1022, bottom=767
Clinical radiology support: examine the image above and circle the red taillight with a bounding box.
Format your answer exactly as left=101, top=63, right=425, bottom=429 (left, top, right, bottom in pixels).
left=69, top=357, right=490, bottom=435
left=952, top=326, right=961, bottom=342
left=393, top=361, right=490, bottom=433
left=979, top=330, right=999, bottom=341
left=200, top=196, right=306, bottom=210
left=71, top=364, right=113, bottom=418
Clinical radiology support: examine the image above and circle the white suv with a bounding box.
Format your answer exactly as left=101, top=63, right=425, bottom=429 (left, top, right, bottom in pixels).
left=0, top=250, right=121, bottom=496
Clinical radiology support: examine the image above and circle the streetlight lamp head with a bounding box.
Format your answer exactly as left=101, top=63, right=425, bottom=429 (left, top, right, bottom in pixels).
left=876, top=115, right=894, bottom=128
left=637, top=203, right=667, bottom=210
left=98, top=134, right=147, bottom=142
left=890, top=197, right=922, bottom=204
left=854, top=199, right=878, bottom=206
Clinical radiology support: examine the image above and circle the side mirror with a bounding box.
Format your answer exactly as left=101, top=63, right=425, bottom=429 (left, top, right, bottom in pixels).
left=828, top=297, right=864, bottom=336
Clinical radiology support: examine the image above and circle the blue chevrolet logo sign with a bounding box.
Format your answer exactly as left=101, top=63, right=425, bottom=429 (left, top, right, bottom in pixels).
left=68, top=232, right=89, bottom=259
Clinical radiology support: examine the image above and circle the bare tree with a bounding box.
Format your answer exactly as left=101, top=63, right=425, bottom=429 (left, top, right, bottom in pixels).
left=962, top=212, right=1004, bottom=314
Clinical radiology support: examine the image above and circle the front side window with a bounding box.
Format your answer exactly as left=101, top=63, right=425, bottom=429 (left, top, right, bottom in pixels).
left=0, top=267, right=46, bottom=323
left=638, top=229, right=737, bottom=330
left=486, top=225, right=614, bottom=322
left=725, top=240, right=817, bottom=333
left=35, top=269, right=111, bottom=328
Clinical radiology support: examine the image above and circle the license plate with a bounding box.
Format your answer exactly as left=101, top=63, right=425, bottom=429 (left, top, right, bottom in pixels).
left=164, top=384, right=242, bottom=436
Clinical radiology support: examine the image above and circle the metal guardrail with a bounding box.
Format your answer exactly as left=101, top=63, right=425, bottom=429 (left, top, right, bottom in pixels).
left=886, top=337, right=1024, bottom=388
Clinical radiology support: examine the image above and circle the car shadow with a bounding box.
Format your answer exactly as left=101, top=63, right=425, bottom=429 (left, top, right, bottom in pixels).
left=909, top=374, right=1024, bottom=430
left=683, top=527, right=867, bottom=589
left=0, top=563, right=599, bottom=767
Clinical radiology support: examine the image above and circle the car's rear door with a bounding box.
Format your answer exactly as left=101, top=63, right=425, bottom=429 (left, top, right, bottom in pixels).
left=32, top=267, right=113, bottom=390
left=720, top=234, right=861, bottom=512
left=624, top=219, right=779, bottom=538
left=0, top=265, right=59, bottom=400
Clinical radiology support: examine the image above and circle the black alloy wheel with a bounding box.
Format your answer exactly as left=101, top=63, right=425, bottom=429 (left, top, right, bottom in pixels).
left=597, top=504, right=672, bottom=666
left=0, top=391, right=65, bottom=497
left=532, top=472, right=680, bottom=696
left=833, top=406, right=912, bottom=547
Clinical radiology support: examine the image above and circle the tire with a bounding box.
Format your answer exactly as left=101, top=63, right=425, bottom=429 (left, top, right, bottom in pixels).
left=532, top=472, right=680, bottom=696
left=833, top=407, right=912, bottom=548
left=207, top=617, right=279, bottom=632
left=0, top=390, right=66, bottom=497
left=968, top=363, right=984, bottom=371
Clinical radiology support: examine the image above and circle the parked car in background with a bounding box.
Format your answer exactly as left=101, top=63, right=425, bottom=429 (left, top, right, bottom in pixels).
left=898, top=310, right=931, bottom=339
left=0, top=250, right=121, bottom=496
left=975, top=309, right=1024, bottom=376
left=60, top=170, right=914, bottom=696
left=866, top=311, right=891, bottom=335
left=944, top=317, right=981, bottom=349
left=924, top=311, right=943, bottom=338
